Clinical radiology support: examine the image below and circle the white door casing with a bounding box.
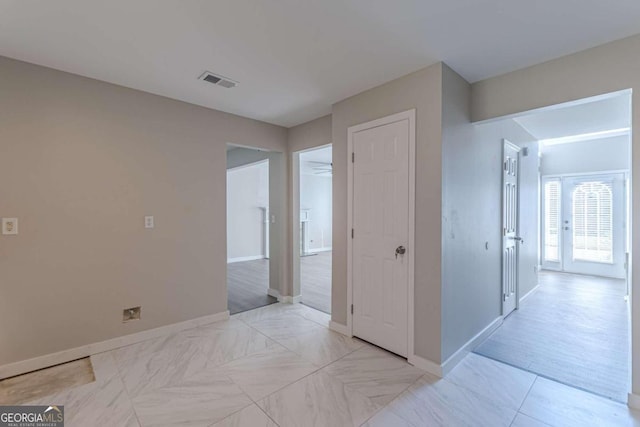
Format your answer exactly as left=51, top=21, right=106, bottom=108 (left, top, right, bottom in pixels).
left=347, top=110, right=415, bottom=358
left=502, top=140, right=521, bottom=317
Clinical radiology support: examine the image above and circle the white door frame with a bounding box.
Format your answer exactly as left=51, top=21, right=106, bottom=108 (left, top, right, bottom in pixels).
left=346, top=109, right=416, bottom=358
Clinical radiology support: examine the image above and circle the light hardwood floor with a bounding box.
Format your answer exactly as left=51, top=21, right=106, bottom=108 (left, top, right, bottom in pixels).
left=300, top=251, right=332, bottom=314
left=2, top=302, right=638, bottom=426
left=475, top=271, right=629, bottom=402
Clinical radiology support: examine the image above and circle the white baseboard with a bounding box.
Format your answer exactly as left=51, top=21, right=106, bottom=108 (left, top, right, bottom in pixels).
left=0, top=310, right=229, bottom=380
left=520, top=284, right=540, bottom=304
left=628, top=393, right=640, bottom=410
left=440, top=316, right=503, bottom=376
left=329, top=321, right=350, bottom=336
left=278, top=295, right=302, bottom=304
left=308, top=247, right=332, bottom=253
left=408, top=354, right=443, bottom=378
left=227, top=255, right=266, bottom=264
left=267, top=288, right=302, bottom=304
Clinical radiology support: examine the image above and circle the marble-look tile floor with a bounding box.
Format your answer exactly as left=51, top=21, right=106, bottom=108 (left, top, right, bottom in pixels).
left=7, top=303, right=640, bottom=426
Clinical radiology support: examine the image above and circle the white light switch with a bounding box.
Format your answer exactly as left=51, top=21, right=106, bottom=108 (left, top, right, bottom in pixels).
left=144, top=216, right=154, bottom=229
left=2, top=218, right=18, bottom=235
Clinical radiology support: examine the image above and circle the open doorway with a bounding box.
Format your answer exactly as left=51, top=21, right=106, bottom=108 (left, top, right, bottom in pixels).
left=474, top=91, right=632, bottom=402
left=226, top=145, right=277, bottom=314
left=298, top=145, right=333, bottom=314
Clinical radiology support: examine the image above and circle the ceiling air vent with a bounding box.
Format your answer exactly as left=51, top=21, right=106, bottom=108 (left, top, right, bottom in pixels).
left=198, top=71, right=238, bottom=89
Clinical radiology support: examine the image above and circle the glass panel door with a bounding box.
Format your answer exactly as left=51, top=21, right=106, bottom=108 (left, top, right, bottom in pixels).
left=562, top=174, right=625, bottom=278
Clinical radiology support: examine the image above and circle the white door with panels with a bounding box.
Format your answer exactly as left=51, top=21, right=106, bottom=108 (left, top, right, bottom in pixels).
left=351, top=114, right=412, bottom=357
left=543, top=174, right=626, bottom=278
left=502, top=141, right=521, bottom=317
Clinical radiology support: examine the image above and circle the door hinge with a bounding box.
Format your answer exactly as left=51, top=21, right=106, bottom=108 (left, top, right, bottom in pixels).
left=351, top=304, right=354, bottom=314
left=502, top=293, right=507, bottom=302
left=352, top=152, right=355, bottom=163
left=351, top=228, right=354, bottom=239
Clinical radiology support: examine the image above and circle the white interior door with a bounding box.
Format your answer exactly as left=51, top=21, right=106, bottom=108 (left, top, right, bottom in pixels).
left=562, top=174, right=625, bottom=278
left=352, top=118, right=410, bottom=357
left=502, top=141, right=521, bottom=317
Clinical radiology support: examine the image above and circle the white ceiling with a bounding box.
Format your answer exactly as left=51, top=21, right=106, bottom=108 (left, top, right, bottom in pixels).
left=2, top=1, right=640, bottom=127
left=514, top=93, right=631, bottom=140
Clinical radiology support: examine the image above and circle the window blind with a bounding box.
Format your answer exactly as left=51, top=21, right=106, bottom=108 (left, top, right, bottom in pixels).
left=544, top=180, right=561, bottom=262
left=571, top=180, right=613, bottom=263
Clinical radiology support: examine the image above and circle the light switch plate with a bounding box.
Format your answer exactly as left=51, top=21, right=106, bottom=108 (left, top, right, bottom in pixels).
left=144, top=216, right=154, bottom=229
left=2, top=218, right=18, bottom=235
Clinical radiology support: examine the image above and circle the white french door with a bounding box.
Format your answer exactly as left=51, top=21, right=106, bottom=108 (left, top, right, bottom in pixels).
left=542, top=173, right=626, bottom=279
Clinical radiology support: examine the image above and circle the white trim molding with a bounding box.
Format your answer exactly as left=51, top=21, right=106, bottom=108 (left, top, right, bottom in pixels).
left=628, top=393, right=640, bottom=411
left=407, top=316, right=503, bottom=378
left=519, top=284, right=540, bottom=304
left=346, top=109, right=416, bottom=359
left=266, top=288, right=301, bottom=304
left=329, top=321, right=350, bottom=337
left=408, top=354, right=442, bottom=378
left=279, top=295, right=302, bottom=304
left=227, top=255, right=266, bottom=264
left=0, top=310, right=229, bottom=380
left=440, top=316, right=503, bottom=376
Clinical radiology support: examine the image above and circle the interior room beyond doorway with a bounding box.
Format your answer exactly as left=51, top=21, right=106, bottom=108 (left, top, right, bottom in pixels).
left=475, top=91, right=632, bottom=403
left=299, top=145, right=333, bottom=314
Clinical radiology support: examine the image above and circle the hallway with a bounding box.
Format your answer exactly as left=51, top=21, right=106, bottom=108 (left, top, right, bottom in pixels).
left=475, top=271, right=629, bottom=402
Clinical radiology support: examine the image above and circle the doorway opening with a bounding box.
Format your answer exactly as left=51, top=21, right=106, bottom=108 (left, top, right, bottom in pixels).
left=474, top=90, right=632, bottom=403
left=226, top=145, right=277, bottom=314
left=298, top=145, right=333, bottom=314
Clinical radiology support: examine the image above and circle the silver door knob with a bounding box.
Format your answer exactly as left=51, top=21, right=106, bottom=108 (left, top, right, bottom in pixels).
left=395, top=246, right=406, bottom=259
left=511, top=236, right=524, bottom=244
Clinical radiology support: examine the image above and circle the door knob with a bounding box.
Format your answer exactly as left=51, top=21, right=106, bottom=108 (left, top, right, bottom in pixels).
left=395, top=246, right=406, bottom=259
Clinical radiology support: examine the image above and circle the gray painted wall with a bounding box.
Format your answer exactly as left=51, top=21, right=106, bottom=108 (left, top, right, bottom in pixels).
left=541, top=135, right=630, bottom=176
left=441, top=65, right=538, bottom=361
left=332, top=64, right=444, bottom=363
left=471, top=33, right=640, bottom=396
left=0, top=56, right=287, bottom=367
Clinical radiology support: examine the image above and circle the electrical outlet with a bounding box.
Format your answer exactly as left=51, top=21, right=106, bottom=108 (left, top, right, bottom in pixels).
left=123, top=306, right=141, bottom=322
left=2, top=218, right=18, bottom=235
left=144, top=216, right=154, bottom=229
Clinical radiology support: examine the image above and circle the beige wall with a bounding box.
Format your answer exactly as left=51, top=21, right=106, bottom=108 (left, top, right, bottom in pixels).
left=331, top=64, right=444, bottom=363
left=0, top=56, right=287, bottom=367
left=471, top=33, right=640, bottom=397
left=288, top=115, right=332, bottom=153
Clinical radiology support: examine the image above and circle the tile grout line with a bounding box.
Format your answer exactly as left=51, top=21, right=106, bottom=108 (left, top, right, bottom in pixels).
left=357, top=372, right=426, bottom=427
left=103, top=352, right=145, bottom=427
left=511, top=376, right=546, bottom=427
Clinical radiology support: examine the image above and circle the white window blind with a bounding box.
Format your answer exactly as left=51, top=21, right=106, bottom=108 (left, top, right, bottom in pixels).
left=571, top=180, right=613, bottom=263
left=544, top=180, right=561, bottom=262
